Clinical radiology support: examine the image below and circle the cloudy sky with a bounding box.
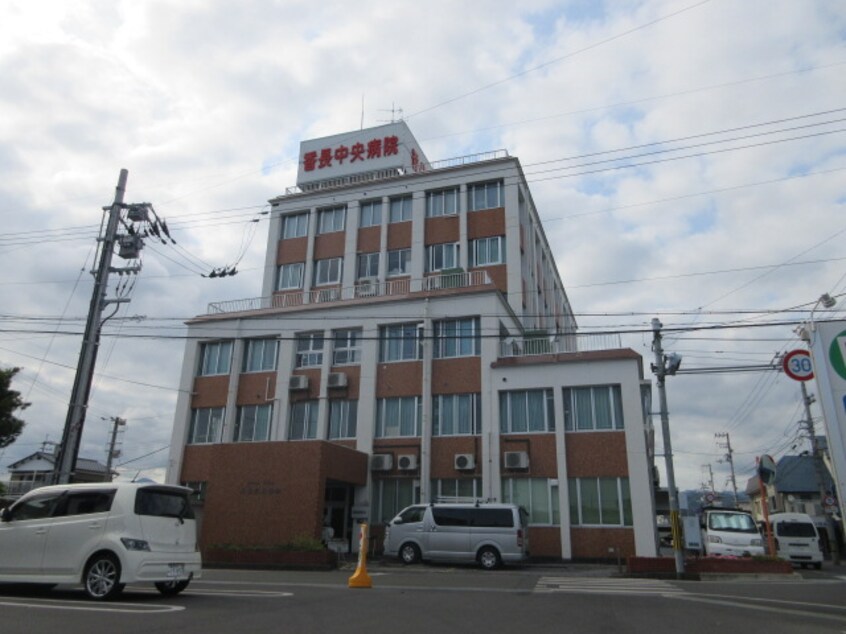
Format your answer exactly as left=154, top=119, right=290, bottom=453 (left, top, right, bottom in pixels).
left=1, top=0, right=844, bottom=494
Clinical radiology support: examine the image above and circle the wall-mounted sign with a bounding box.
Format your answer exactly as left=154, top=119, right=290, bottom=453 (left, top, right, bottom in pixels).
left=296, top=121, right=430, bottom=187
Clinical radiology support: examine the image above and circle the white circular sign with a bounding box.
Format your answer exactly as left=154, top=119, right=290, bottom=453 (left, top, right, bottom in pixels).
left=824, top=496, right=836, bottom=507
left=783, top=349, right=814, bottom=381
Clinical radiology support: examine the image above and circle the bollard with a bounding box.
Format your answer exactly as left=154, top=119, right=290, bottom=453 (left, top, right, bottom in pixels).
left=348, top=522, right=373, bottom=588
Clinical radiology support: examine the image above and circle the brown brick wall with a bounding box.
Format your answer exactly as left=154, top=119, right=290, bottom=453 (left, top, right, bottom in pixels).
left=181, top=441, right=367, bottom=549
left=376, top=362, right=422, bottom=397
left=470, top=264, right=507, bottom=294
left=357, top=226, right=381, bottom=253
left=530, top=526, right=562, bottom=558
left=277, top=237, right=307, bottom=265
left=314, top=232, right=345, bottom=259
left=467, top=207, right=505, bottom=239
left=571, top=527, right=636, bottom=559
left=236, top=372, right=276, bottom=405
left=328, top=365, right=360, bottom=399
left=565, top=432, right=629, bottom=477
left=500, top=434, right=557, bottom=477
left=387, top=222, right=411, bottom=249
left=191, top=375, right=229, bottom=408
left=431, top=358, right=481, bottom=394
left=430, top=436, right=480, bottom=478
left=424, top=216, right=459, bottom=246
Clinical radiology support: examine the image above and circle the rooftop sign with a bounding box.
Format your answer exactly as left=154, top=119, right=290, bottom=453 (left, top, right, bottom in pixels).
left=296, top=121, right=430, bottom=187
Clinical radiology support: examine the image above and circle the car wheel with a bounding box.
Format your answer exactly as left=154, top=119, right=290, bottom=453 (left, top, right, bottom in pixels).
left=478, top=546, right=501, bottom=570
left=399, top=542, right=421, bottom=565
left=83, top=553, right=123, bottom=601
left=155, top=580, right=190, bottom=596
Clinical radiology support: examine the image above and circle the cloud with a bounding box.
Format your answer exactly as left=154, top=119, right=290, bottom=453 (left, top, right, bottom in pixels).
left=1, top=0, right=844, bottom=496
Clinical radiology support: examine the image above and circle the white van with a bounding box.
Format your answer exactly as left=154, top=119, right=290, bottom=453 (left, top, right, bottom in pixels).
left=769, top=512, right=823, bottom=569
left=699, top=507, right=764, bottom=557
left=0, top=482, right=202, bottom=600
left=383, top=503, right=529, bottom=570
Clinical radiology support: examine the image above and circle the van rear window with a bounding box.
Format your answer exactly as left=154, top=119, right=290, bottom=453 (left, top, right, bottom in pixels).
left=776, top=522, right=817, bottom=538
left=135, top=488, right=195, bottom=520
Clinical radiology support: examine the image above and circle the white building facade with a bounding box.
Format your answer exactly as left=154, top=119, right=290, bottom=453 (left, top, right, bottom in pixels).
left=166, top=122, right=658, bottom=560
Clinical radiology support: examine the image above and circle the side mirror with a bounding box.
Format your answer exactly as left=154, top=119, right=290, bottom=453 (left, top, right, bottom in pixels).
left=0, top=507, right=11, bottom=522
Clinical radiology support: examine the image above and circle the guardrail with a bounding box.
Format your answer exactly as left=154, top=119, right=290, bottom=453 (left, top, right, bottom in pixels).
left=207, top=270, right=492, bottom=315
left=499, top=332, right=623, bottom=358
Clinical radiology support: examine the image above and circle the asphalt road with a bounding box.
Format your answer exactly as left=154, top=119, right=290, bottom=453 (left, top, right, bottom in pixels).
left=2, top=562, right=845, bottom=634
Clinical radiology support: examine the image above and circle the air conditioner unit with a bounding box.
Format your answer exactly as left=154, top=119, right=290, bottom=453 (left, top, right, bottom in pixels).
left=397, top=454, right=418, bottom=471
left=356, top=278, right=378, bottom=297
left=454, top=453, right=476, bottom=470
left=371, top=453, right=393, bottom=471
left=327, top=372, right=348, bottom=388
left=289, top=375, right=309, bottom=391
left=503, top=451, right=529, bottom=469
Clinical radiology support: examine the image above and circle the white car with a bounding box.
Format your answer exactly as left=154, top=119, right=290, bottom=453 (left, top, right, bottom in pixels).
left=0, top=482, right=202, bottom=600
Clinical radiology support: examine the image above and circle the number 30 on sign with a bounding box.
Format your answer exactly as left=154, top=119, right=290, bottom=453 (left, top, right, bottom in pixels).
left=783, top=349, right=814, bottom=381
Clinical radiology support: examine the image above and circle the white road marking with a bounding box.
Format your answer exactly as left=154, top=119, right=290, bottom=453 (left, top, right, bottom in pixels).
left=0, top=597, right=184, bottom=613
left=534, top=577, right=685, bottom=596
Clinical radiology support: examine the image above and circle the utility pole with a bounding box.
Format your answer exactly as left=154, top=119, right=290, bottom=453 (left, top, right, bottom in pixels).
left=715, top=432, right=739, bottom=507
left=701, top=464, right=715, bottom=494
left=800, top=381, right=840, bottom=564
left=103, top=417, right=126, bottom=482
left=652, top=318, right=684, bottom=576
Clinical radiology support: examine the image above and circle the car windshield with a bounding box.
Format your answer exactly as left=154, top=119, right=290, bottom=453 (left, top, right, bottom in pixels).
left=708, top=511, right=758, bottom=533
left=776, top=522, right=817, bottom=538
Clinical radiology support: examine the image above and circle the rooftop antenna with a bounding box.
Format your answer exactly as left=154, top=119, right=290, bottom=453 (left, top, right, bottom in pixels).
left=377, top=103, right=403, bottom=123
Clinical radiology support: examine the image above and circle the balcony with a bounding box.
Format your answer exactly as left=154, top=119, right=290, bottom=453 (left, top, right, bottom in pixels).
left=0, top=478, right=50, bottom=499
left=207, top=270, right=493, bottom=316
left=498, top=332, right=623, bottom=358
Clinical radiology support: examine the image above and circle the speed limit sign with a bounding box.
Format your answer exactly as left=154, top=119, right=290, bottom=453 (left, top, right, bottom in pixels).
left=783, top=349, right=814, bottom=381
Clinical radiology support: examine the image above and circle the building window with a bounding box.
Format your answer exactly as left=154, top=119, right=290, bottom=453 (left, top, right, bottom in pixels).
left=563, top=385, right=624, bottom=431
left=289, top=400, right=318, bottom=440
left=277, top=263, right=304, bottom=290
left=282, top=212, right=309, bottom=239
left=387, top=248, right=411, bottom=277
left=314, top=257, right=342, bottom=285
left=389, top=195, right=412, bottom=223
left=426, top=188, right=459, bottom=217
left=431, top=478, right=482, bottom=502
left=433, top=317, right=480, bottom=358
left=296, top=332, right=324, bottom=368
left=333, top=328, right=361, bottom=365
left=181, top=481, right=207, bottom=504
left=471, top=236, right=505, bottom=266
left=234, top=404, right=272, bottom=442
left=328, top=400, right=357, bottom=439
left=198, top=341, right=232, bottom=376
left=433, top=393, right=481, bottom=435
left=502, top=478, right=560, bottom=525
left=188, top=407, right=225, bottom=444
left=357, top=252, right=380, bottom=279
left=372, top=478, right=419, bottom=524
left=568, top=477, right=632, bottom=526
left=318, top=206, right=346, bottom=234
left=242, top=338, right=278, bottom=372
left=468, top=180, right=503, bottom=211
left=359, top=200, right=382, bottom=227
left=426, top=242, right=460, bottom=272
left=375, top=396, right=421, bottom=437
left=499, top=389, right=555, bottom=433
left=379, top=323, right=422, bottom=362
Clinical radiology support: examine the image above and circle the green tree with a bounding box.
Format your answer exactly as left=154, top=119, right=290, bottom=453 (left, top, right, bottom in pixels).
left=0, top=367, right=28, bottom=448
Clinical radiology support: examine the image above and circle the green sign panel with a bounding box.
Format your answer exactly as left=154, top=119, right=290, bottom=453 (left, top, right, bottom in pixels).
left=829, top=329, right=846, bottom=381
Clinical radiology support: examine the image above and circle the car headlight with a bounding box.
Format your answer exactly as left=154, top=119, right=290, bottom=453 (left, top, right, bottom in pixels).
left=708, top=535, right=722, bottom=543
left=121, top=537, right=151, bottom=551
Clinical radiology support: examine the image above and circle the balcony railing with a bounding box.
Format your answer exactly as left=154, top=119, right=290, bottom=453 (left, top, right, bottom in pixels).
left=499, top=332, right=623, bottom=358
left=207, top=270, right=492, bottom=315
left=1, top=478, right=50, bottom=498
